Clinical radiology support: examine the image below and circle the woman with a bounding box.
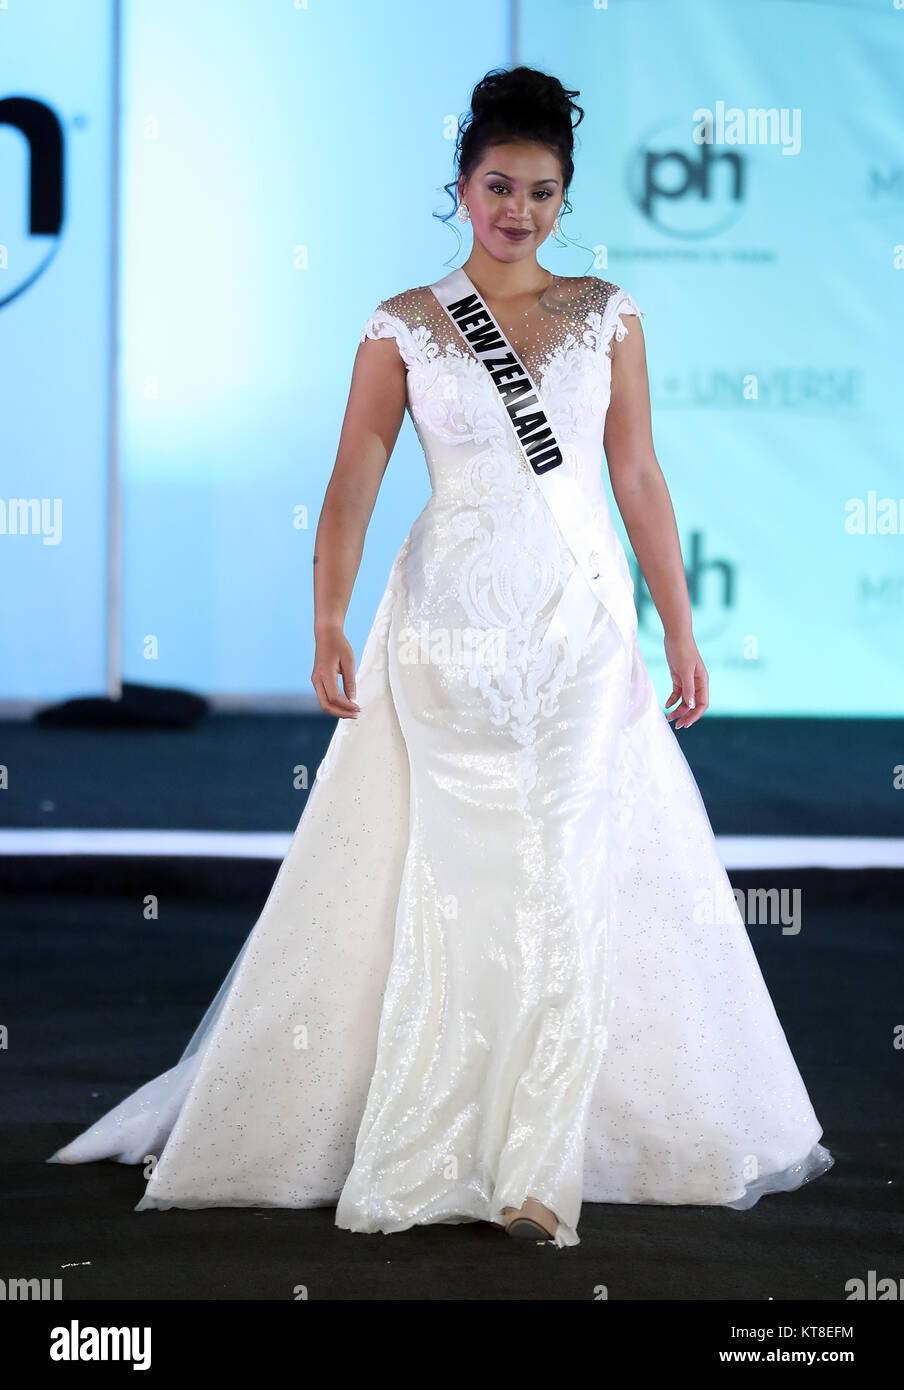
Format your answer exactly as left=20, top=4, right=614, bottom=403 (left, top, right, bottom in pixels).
left=48, top=66, right=833, bottom=1248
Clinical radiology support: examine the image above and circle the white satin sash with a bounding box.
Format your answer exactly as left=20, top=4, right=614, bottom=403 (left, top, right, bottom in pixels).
left=428, top=266, right=637, bottom=661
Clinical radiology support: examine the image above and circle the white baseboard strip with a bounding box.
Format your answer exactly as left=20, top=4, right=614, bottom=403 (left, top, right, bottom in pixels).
left=0, top=830, right=902, bottom=870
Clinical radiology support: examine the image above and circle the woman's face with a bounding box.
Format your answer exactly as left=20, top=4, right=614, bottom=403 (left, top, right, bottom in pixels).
left=459, top=141, right=563, bottom=261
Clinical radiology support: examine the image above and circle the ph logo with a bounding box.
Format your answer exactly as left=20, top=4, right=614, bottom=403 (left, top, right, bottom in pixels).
left=0, top=96, right=65, bottom=308
left=629, top=117, right=747, bottom=238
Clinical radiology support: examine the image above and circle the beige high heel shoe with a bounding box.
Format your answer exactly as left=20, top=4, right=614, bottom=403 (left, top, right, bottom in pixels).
left=503, top=1197, right=559, bottom=1241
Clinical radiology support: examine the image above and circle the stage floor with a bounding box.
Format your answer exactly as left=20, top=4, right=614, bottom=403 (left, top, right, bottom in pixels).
left=1, top=712, right=901, bottom=1298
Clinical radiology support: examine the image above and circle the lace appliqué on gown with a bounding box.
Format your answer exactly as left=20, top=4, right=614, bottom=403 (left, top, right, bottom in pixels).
left=361, top=278, right=645, bottom=806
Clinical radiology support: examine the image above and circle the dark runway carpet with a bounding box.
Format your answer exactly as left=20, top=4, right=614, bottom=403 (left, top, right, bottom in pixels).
left=1, top=712, right=901, bottom=1305
left=2, top=872, right=899, bottom=1301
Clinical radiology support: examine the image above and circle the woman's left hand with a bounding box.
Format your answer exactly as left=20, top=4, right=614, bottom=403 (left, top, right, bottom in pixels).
left=663, top=631, right=709, bottom=729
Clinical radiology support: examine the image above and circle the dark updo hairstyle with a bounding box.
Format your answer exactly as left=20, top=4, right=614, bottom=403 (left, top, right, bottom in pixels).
left=439, top=65, right=585, bottom=239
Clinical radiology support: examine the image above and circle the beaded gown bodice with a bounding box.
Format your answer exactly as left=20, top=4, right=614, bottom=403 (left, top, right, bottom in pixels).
left=363, top=274, right=637, bottom=492
left=358, top=275, right=644, bottom=775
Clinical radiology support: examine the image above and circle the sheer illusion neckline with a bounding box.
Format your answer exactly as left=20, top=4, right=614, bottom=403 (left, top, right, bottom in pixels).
left=362, top=276, right=624, bottom=393
left=458, top=271, right=570, bottom=378
left=465, top=269, right=560, bottom=320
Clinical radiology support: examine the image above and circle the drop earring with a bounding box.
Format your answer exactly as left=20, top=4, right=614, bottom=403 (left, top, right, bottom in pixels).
left=552, top=214, right=561, bottom=236
left=457, top=203, right=470, bottom=223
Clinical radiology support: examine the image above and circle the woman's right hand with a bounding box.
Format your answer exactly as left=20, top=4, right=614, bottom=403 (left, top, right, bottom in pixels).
left=311, top=628, right=360, bottom=718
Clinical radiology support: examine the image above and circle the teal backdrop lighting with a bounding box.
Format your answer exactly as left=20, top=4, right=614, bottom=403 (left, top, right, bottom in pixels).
left=1, top=0, right=900, bottom=715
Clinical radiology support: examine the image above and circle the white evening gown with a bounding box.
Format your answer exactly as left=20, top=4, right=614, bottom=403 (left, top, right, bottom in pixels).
left=48, top=275, right=833, bottom=1247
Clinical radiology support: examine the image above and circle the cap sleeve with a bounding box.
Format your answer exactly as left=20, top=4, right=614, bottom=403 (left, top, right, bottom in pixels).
left=592, top=280, right=645, bottom=357
left=360, top=300, right=416, bottom=370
